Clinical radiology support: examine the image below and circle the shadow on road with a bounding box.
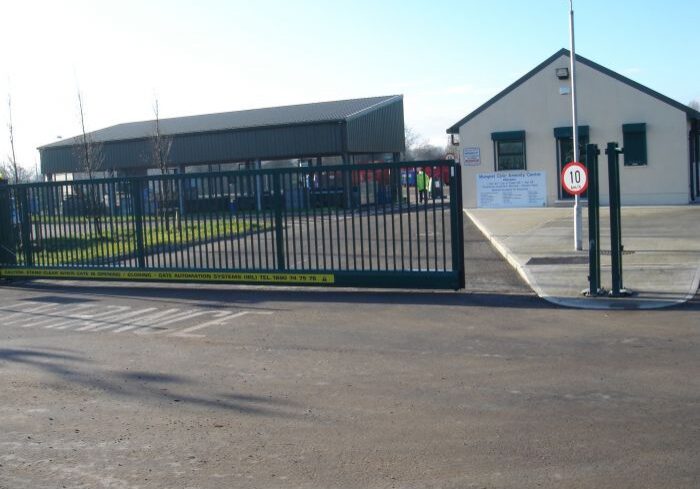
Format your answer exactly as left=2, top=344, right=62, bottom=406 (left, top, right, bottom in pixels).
left=5, top=280, right=554, bottom=310
left=674, top=292, right=700, bottom=311
left=0, top=347, right=297, bottom=417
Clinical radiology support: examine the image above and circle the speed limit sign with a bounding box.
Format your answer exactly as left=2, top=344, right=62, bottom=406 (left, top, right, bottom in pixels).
left=561, top=161, right=588, bottom=196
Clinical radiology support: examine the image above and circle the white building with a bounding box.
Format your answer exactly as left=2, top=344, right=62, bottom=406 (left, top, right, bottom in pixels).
left=447, top=49, right=700, bottom=208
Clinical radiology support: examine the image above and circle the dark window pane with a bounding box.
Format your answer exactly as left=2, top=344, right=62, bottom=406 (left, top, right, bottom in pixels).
left=623, top=131, right=647, bottom=166
left=498, top=155, right=524, bottom=170
left=498, top=141, right=524, bottom=154
left=497, top=140, right=525, bottom=171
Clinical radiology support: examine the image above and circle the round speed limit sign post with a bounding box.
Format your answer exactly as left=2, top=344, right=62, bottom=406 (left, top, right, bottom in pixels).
left=561, top=161, right=588, bottom=196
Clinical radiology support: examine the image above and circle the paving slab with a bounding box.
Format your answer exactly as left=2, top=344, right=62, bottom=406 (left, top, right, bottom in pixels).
left=467, top=206, right=700, bottom=309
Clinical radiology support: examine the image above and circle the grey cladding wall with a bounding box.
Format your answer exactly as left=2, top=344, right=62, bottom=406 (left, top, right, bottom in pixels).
left=169, top=123, right=345, bottom=164
left=346, top=100, right=405, bottom=154
left=41, top=123, right=346, bottom=173
left=40, top=139, right=152, bottom=174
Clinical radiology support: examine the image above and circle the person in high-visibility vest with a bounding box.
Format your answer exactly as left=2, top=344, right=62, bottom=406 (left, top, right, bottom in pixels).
left=416, top=168, right=431, bottom=203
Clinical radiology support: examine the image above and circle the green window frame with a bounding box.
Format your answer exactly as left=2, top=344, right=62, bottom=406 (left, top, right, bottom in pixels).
left=491, top=131, right=526, bottom=171
left=623, top=123, right=647, bottom=166
left=553, top=125, right=589, bottom=140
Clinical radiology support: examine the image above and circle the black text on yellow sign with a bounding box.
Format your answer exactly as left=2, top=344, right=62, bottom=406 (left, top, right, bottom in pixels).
left=0, top=268, right=335, bottom=284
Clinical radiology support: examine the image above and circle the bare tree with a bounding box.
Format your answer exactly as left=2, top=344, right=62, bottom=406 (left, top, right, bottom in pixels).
left=411, top=143, right=445, bottom=161
left=690, top=99, right=700, bottom=112
left=403, top=126, right=421, bottom=160
left=1, top=160, right=33, bottom=183
left=402, top=127, right=445, bottom=161
left=151, top=97, right=174, bottom=232
left=74, top=87, right=104, bottom=237
left=152, top=98, right=172, bottom=176
left=6, top=93, right=19, bottom=184
left=74, top=88, right=104, bottom=178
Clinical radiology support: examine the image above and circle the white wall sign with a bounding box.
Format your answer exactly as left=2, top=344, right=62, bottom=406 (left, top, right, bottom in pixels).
left=476, top=171, right=547, bottom=208
left=463, top=147, right=481, bottom=166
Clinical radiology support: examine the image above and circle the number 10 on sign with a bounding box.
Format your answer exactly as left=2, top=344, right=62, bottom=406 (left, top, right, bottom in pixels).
left=561, top=161, right=588, bottom=196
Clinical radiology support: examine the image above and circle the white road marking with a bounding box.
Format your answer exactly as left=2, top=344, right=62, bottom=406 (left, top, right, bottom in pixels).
left=31, top=304, right=99, bottom=329
left=71, top=306, right=139, bottom=331
left=0, top=301, right=273, bottom=339
left=169, top=310, right=274, bottom=338
left=72, top=305, right=131, bottom=319
left=3, top=303, right=68, bottom=326
left=44, top=305, right=130, bottom=330
left=50, top=306, right=130, bottom=330
left=111, top=308, right=181, bottom=333
left=170, top=311, right=247, bottom=338
left=2, top=303, right=54, bottom=323
left=84, top=308, right=159, bottom=332
left=2, top=301, right=42, bottom=312
left=134, top=310, right=215, bottom=335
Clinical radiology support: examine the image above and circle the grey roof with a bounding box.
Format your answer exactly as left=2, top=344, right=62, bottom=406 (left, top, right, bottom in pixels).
left=447, top=49, right=700, bottom=134
left=41, top=95, right=402, bottom=149
left=39, top=95, right=405, bottom=174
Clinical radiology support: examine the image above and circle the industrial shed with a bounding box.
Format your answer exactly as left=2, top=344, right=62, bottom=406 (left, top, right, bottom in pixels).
left=39, top=95, right=405, bottom=179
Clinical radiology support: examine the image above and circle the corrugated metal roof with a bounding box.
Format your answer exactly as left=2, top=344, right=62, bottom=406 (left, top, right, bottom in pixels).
left=41, top=95, right=401, bottom=149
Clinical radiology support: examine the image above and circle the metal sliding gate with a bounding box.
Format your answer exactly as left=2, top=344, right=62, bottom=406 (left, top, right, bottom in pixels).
left=0, top=161, right=464, bottom=289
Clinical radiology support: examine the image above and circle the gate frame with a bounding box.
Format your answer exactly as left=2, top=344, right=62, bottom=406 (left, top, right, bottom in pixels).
left=0, top=161, right=465, bottom=290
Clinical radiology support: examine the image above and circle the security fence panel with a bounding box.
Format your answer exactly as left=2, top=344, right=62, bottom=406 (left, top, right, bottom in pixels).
left=0, top=161, right=464, bottom=290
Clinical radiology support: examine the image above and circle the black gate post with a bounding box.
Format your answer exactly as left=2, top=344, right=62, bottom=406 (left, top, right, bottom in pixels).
left=130, top=178, right=146, bottom=269
left=0, top=177, right=17, bottom=266
left=450, top=163, right=465, bottom=290
left=606, top=142, right=626, bottom=296
left=342, top=153, right=353, bottom=209
left=585, top=143, right=602, bottom=295
left=272, top=172, right=286, bottom=271
left=391, top=152, right=401, bottom=203
left=16, top=186, right=33, bottom=267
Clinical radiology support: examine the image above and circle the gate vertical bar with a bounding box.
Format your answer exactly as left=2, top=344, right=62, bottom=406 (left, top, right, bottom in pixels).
left=606, top=142, right=624, bottom=295
left=0, top=178, right=17, bottom=266
left=130, top=178, right=146, bottom=269
left=17, top=186, right=33, bottom=267
left=450, top=163, right=465, bottom=289
left=586, top=143, right=601, bottom=295
left=456, top=164, right=465, bottom=289
left=273, top=172, right=285, bottom=271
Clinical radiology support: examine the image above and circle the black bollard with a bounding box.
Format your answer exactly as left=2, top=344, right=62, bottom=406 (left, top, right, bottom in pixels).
left=585, top=143, right=602, bottom=295
left=606, top=142, right=626, bottom=296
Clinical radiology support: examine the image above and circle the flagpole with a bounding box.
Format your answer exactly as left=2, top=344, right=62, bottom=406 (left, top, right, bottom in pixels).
left=570, top=0, right=583, bottom=251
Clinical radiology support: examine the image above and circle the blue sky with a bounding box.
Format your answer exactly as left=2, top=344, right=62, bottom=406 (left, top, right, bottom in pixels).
left=1, top=0, right=698, bottom=172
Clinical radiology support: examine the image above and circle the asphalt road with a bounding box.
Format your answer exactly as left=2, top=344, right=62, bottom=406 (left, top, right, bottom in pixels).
left=1, top=220, right=698, bottom=489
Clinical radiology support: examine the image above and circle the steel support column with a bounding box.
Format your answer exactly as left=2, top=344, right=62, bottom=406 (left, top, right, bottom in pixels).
left=585, top=143, right=602, bottom=295
left=606, top=142, right=626, bottom=296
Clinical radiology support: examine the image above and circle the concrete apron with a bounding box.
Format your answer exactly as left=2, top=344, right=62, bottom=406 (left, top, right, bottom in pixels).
left=466, top=206, right=700, bottom=310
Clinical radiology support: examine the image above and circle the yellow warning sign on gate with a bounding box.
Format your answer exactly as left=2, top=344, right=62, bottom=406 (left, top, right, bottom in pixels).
left=0, top=268, right=335, bottom=284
